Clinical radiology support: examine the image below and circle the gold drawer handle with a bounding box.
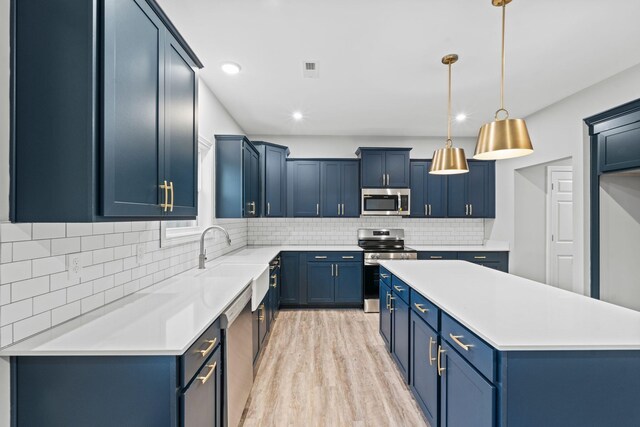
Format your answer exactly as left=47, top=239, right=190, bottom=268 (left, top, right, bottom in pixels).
left=342, top=256, right=354, bottom=259
left=169, top=181, right=174, bottom=212
left=474, top=256, right=487, bottom=260
left=414, top=303, right=428, bottom=314
left=380, top=273, right=390, bottom=279
left=315, top=256, right=328, bottom=259
left=389, top=295, right=395, bottom=311
left=430, top=256, right=443, bottom=259
left=198, top=338, right=217, bottom=357
left=449, top=333, right=474, bottom=351
left=437, top=345, right=446, bottom=376
left=271, top=274, right=277, bottom=279
left=271, top=281, right=277, bottom=288
left=429, top=337, right=436, bottom=366
left=394, top=285, right=405, bottom=292
left=160, top=180, right=169, bottom=212
left=259, top=304, right=265, bottom=321
left=197, top=362, right=217, bottom=384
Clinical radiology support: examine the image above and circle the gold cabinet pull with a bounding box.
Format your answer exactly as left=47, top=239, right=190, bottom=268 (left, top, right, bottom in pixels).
left=315, top=256, right=328, bottom=259
left=470, top=204, right=473, bottom=216
left=380, top=273, right=390, bottom=279
left=160, top=180, right=169, bottom=212
left=386, top=292, right=391, bottom=309
left=437, top=345, right=446, bottom=376
left=198, top=338, right=217, bottom=357
left=430, top=256, right=443, bottom=259
left=393, top=285, right=404, bottom=292
left=474, top=256, right=487, bottom=260
left=259, top=304, right=265, bottom=321
left=449, top=333, right=474, bottom=351
left=389, top=295, right=395, bottom=311
left=197, top=362, right=217, bottom=384
left=429, top=337, right=436, bottom=366
left=342, top=256, right=354, bottom=259
left=168, top=181, right=174, bottom=212
left=414, top=303, right=428, bottom=314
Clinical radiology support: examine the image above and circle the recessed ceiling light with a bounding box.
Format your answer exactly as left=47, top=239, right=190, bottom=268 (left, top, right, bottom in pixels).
left=221, top=62, right=241, bottom=75
left=292, top=111, right=303, bottom=121
left=456, top=113, right=467, bottom=122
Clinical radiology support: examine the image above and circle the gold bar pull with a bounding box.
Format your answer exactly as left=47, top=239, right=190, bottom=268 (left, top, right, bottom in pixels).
left=429, top=337, right=436, bottom=366
left=259, top=304, right=265, bottom=321
left=160, top=180, right=169, bottom=212
left=197, top=362, right=217, bottom=384
left=198, top=338, right=217, bottom=357
left=474, top=256, right=487, bottom=260
left=437, top=345, right=446, bottom=376
left=389, top=295, right=395, bottom=311
left=169, top=181, right=174, bottom=212
left=386, top=292, right=391, bottom=309
left=449, top=333, right=474, bottom=351
left=430, top=256, right=443, bottom=259
left=394, top=285, right=404, bottom=292
left=414, top=303, right=428, bottom=314
left=342, top=256, right=354, bottom=259
left=380, top=273, right=390, bottom=279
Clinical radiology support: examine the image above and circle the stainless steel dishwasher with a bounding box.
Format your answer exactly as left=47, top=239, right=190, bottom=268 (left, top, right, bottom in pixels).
left=221, top=286, right=254, bottom=427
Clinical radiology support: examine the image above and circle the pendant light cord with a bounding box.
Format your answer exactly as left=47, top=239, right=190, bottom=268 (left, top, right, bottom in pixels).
left=447, top=61, right=452, bottom=148
left=500, top=2, right=506, bottom=112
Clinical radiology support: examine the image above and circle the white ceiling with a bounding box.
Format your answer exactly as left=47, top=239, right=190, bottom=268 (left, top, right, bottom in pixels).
left=158, top=0, right=640, bottom=137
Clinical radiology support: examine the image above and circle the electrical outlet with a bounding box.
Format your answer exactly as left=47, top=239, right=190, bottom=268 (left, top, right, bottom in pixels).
left=136, top=244, right=146, bottom=264
left=67, top=253, right=83, bottom=281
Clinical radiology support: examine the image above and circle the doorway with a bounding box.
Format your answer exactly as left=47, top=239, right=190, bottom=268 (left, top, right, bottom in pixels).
left=546, top=167, right=574, bottom=289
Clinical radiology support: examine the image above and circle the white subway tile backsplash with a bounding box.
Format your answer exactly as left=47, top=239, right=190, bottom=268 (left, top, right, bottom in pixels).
left=32, top=255, right=66, bottom=278
left=0, top=325, right=13, bottom=347
left=0, top=223, right=32, bottom=242
left=0, top=243, right=11, bottom=264
left=93, top=223, right=115, bottom=235
left=12, top=240, right=51, bottom=261
left=13, top=312, right=51, bottom=341
left=66, top=223, right=93, bottom=237
left=81, top=293, right=105, bottom=314
left=93, top=276, right=114, bottom=293
left=0, top=285, right=9, bottom=306
left=67, top=282, right=93, bottom=303
left=51, top=302, right=81, bottom=326
left=32, top=223, right=66, bottom=240
left=92, top=248, right=114, bottom=264
left=81, top=235, right=105, bottom=251
left=11, top=276, right=49, bottom=302
left=104, top=260, right=124, bottom=276
left=104, top=286, right=124, bottom=304
left=105, top=233, right=124, bottom=248
left=50, top=271, right=79, bottom=291
left=1, top=260, right=32, bottom=285
left=33, top=290, right=67, bottom=314
left=81, top=264, right=104, bottom=283
left=0, top=299, right=33, bottom=326
left=51, top=237, right=81, bottom=255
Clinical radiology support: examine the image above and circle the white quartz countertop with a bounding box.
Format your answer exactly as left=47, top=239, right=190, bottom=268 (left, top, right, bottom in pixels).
left=409, top=241, right=509, bottom=252
left=0, top=245, right=361, bottom=356
left=379, top=260, right=640, bottom=351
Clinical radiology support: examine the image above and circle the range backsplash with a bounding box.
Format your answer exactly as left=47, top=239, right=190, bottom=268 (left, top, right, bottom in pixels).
left=248, top=217, right=485, bottom=246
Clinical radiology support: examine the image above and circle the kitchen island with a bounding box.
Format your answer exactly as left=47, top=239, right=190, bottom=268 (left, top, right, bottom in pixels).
left=378, top=260, right=640, bottom=427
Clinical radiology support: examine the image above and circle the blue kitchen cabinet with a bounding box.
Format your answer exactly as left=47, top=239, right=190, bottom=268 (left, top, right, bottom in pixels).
left=410, top=313, right=439, bottom=427
left=418, top=251, right=458, bottom=260
left=334, top=262, right=363, bottom=303
left=11, top=0, right=200, bottom=222
left=410, top=160, right=447, bottom=217
left=391, top=288, right=411, bottom=382
left=379, top=280, right=392, bottom=351
left=458, top=251, right=509, bottom=273
left=321, top=161, right=361, bottom=217
left=447, top=160, right=495, bottom=218
left=307, top=262, right=336, bottom=303
left=254, top=142, right=289, bottom=217
left=440, top=341, right=496, bottom=427
left=597, top=121, right=640, bottom=173
left=287, top=160, right=321, bottom=217
left=252, top=306, right=260, bottom=363
left=357, top=148, right=412, bottom=188
left=280, top=252, right=300, bottom=306
left=216, top=135, right=260, bottom=218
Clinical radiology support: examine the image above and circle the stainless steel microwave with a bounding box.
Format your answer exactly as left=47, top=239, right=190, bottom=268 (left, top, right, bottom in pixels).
left=361, top=189, right=410, bottom=216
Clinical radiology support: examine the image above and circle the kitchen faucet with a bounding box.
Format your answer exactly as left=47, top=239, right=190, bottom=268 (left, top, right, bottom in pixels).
left=199, top=225, right=232, bottom=269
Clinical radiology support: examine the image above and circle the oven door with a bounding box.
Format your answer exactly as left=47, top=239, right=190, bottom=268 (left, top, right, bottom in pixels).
left=362, top=189, right=410, bottom=216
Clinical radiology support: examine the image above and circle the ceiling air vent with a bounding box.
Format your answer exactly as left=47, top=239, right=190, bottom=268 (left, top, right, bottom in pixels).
left=303, top=61, right=319, bottom=78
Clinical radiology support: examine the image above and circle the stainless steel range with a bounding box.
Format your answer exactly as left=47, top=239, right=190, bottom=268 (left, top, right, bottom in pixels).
left=358, top=228, right=417, bottom=312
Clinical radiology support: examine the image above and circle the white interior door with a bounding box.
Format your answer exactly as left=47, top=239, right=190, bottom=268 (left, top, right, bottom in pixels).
left=546, top=167, right=574, bottom=289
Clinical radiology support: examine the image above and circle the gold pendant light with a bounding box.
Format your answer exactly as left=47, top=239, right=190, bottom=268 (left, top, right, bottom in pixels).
left=430, top=54, right=469, bottom=175
left=474, top=0, right=533, bottom=160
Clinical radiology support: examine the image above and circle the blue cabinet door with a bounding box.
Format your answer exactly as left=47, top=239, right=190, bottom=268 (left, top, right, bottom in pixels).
left=341, top=161, right=361, bottom=217
left=410, top=162, right=427, bottom=217
left=440, top=342, right=496, bottom=427
left=252, top=306, right=260, bottom=363
left=334, top=262, right=362, bottom=303
left=307, top=262, right=335, bottom=303
left=321, top=162, right=342, bottom=217
left=242, top=144, right=260, bottom=218
left=426, top=160, right=447, bottom=217
left=163, top=34, right=197, bottom=217
left=410, top=313, right=439, bottom=427
left=361, top=151, right=386, bottom=188
left=379, top=281, right=392, bottom=351
left=288, top=161, right=321, bottom=217
left=102, top=0, right=164, bottom=217
left=280, top=253, right=300, bottom=305
left=391, top=292, right=410, bottom=382
left=385, top=151, right=411, bottom=188
left=467, top=161, right=495, bottom=218
left=243, top=145, right=253, bottom=217
left=264, top=145, right=287, bottom=217
left=446, top=172, right=467, bottom=218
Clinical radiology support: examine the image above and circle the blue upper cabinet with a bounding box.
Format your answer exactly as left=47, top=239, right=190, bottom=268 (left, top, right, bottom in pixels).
left=216, top=135, right=260, bottom=218
left=288, top=160, right=321, bottom=217
left=254, top=142, right=289, bottom=217
left=410, top=160, right=447, bottom=218
left=597, top=121, right=640, bottom=173
left=321, top=161, right=361, bottom=217
left=447, top=160, right=496, bottom=218
left=11, top=0, right=202, bottom=222
left=357, top=148, right=412, bottom=188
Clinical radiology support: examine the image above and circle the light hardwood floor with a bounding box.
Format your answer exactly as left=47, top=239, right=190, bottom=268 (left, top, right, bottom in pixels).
left=241, top=309, right=429, bottom=427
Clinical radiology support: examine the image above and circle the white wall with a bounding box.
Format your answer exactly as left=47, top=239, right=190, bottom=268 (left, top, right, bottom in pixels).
left=487, top=63, right=640, bottom=296
left=599, top=174, right=640, bottom=311
left=513, top=158, right=572, bottom=283
left=199, top=81, right=244, bottom=138
left=248, top=135, right=477, bottom=160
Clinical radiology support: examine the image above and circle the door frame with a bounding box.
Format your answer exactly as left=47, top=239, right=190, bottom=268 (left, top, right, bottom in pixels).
left=545, top=166, right=573, bottom=286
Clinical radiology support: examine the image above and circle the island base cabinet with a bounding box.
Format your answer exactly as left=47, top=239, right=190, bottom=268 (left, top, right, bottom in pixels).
left=410, top=313, right=439, bottom=427
left=181, top=347, right=222, bottom=427
left=391, top=293, right=410, bottom=382
left=440, top=342, right=495, bottom=427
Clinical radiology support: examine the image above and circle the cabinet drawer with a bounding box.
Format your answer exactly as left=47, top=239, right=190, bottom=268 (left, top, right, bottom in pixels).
left=379, top=267, right=392, bottom=287
left=410, top=289, right=439, bottom=330
left=418, top=251, right=458, bottom=260
left=181, top=318, right=221, bottom=387
left=457, top=251, right=505, bottom=263
left=391, top=275, right=410, bottom=304
left=441, top=313, right=495, bottom=381
left=306, top=252, right=362, bottom=262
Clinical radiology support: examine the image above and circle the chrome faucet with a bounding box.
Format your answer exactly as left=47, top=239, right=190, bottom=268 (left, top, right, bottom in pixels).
left=199, top=225, right=232, bottom=269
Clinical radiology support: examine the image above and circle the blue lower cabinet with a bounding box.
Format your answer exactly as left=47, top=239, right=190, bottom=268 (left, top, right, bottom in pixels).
left=334, top=262, right=363, bottom=303
left=181, top=346, right=222, bottom=427
left=307, top=262, right=335, bottom=303
left=410, top=313, right=439, bottom=427
left=440, top=341, right=495, bottom=427
left=258, top=296, right=268, bottom=347
left=252, top=307, right=260, bottom=363
left=391, top=290, right=410, bottom=382
left=458, top=251, right=509, bottom=273
left=379, top=281, right=392, bottom=350
left=280, top=252, right=300, bottom=306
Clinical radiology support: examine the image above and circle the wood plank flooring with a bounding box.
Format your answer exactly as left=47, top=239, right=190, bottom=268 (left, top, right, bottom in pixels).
left=241, top=309, right=429, bottom=427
